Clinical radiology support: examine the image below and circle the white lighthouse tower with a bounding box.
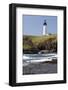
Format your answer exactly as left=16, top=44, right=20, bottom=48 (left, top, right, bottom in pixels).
left=43, top=20, right=47, bottom=35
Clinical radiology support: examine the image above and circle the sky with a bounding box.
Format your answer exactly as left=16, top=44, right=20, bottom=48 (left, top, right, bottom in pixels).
left=23, top=15, right=57, bottom=36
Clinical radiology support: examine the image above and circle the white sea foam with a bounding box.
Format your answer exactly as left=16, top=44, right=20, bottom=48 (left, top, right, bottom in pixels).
left=23, top=53, right=57, bottom=66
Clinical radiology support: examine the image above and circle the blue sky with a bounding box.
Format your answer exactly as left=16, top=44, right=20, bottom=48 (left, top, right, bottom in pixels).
left=23, top=15, right=57, bottom=36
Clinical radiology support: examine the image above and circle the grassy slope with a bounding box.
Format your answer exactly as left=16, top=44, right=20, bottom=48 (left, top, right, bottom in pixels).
left=24, top=34, right=57, bottom=49
left=24, top=35, right=57, bottom=46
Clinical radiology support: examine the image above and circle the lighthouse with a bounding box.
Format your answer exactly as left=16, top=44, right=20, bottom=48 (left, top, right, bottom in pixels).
left=42, top=20, right=47, bottom=35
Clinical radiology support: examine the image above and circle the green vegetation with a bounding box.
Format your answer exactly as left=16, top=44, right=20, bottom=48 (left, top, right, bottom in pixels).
left=23, top=34, right=57, bottom=54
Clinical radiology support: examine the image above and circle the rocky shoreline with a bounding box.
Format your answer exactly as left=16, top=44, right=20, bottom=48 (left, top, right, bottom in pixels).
left=23, top=59, right=57, bottom=75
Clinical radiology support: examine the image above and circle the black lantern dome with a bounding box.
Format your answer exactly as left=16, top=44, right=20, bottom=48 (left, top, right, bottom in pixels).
left=43, top=20, right=47, bottom=25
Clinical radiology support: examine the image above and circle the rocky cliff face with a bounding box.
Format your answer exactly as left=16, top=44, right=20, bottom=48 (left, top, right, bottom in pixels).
left=23, top=35, right=57, bottom=54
